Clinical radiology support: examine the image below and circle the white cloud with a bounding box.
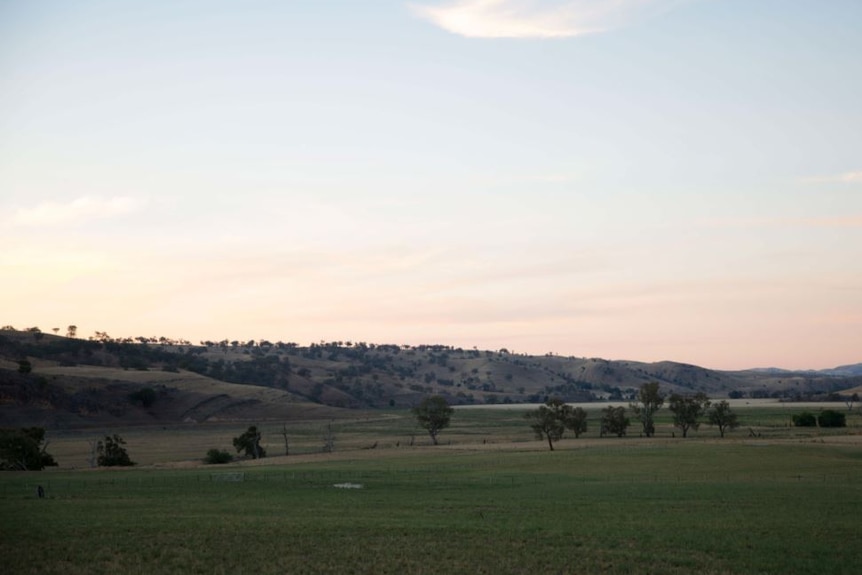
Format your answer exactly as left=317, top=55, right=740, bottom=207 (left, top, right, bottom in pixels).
left=802, top=171, right=862, bottom=184
left=410, top=0, right=676, bottom=39
left=10, top=196, right=145, bottom=227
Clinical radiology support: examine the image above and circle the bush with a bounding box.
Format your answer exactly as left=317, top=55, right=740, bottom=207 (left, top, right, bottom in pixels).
left=204, top=449, right=233, bottom=464
left=792, top=412, right=817, bottom=427
left=818, top=410, right=846, bottom=428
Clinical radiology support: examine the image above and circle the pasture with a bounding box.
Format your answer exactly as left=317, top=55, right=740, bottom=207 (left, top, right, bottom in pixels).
left=2, top=406, right=862, bottom=574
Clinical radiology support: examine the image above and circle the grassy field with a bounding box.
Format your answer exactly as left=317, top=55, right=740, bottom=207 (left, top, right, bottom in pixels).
left=3, top=407, right=862, bottom=574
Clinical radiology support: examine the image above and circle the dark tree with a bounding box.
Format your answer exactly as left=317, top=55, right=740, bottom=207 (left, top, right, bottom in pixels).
left=818, top=410, right=846, bottom=428
left=707, top=400, right=739, bottom=438
left=792, top=412, right=817, bottom=427
left=233, top=425, right=266, bottom=459
left=525, top=399, right=567, bottom=451
left=525, top=399, right=589, bottom=451
left=601, top=406, right=630, bottom=437
left=66, top=325, right=77, bottom=338
left=412, top=395, right=453, bottom=445
left=128, top=387, right=157, bottom=408
left=668, top=392, right=711, bottom=438
left=0, top=427, right=58, bottom=471
left=97, top=434, right=135, bottom=466
left=630, top=382, right=664, bottom=437
left=845, top=393, right=859, bottom=411
left=17, top=359, right=32, bottom=374
left=564, top=406, right=589, bottom=438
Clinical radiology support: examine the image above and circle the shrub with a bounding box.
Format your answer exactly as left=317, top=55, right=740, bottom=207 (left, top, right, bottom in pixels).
left=817, top=410, right=846, bottom=428
left=205, top=449, right=233, bottom=464
left=792, top=412, right=817, bottom=427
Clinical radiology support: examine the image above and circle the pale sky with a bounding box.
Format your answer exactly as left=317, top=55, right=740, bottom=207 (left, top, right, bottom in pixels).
left=2, top=0, right=860, bottom=370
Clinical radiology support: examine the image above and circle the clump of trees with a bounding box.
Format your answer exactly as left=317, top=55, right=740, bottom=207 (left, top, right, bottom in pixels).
left=0, top=427, right=58, bottom=471
left=524, top=398, right=588, bottom=451
left=233, top=425, right=266, bottom=459
left=97, top=434, right=135, bottom=466
left=412, top=395, right=453, bottom=445
left=668, top=392, right=711, bottom=438
left=630, top=382, right=664, bottom=437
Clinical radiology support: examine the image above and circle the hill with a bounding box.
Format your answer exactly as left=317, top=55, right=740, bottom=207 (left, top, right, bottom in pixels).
left=2, top=328, right=860, bottom=429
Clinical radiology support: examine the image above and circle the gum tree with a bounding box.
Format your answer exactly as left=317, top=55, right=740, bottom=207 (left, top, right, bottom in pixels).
left=707, top=400, right=739, bottom=438
left=412, top=395, right=453, bottom=445
left=668, top=392, right=711, bottom=438
left=631, top=382, right=664, bottom=437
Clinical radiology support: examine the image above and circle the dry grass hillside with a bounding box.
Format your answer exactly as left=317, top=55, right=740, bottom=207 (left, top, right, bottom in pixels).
left=1, top=328, right=860, bottom=429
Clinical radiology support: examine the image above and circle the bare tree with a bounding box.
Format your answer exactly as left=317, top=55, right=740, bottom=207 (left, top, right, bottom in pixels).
left=280, top=423, right=289, bottom=456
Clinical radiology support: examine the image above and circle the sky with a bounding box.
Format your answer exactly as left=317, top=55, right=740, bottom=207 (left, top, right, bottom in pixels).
left=1, top=0, right=860, bottom=370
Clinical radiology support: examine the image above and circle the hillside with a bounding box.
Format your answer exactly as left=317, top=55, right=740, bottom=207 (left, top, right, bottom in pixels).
left=2, top=328, right=860, bottom=429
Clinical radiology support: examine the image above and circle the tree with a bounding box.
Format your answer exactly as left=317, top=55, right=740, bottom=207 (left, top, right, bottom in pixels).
left=630, top=382, right=664, bottom=437
left=526, top=399, right=588, bottom=450
left=412, top=395, right=453, bottom=445
left=525, top=399, right=566, bottom=451
left=668, top=392, right=711, bottom=438
left=845, top=393, right=859, bottom=411
left=233, top=425, right=266, bottom=459
left=601, top=406, right=630, bottom=437
left=66, top=325, right=77, bottom=338
left=17, top=359, right=32, bottom=374
left=564, top=406, right=589, bottom=439
left=707, top=400, right=739, bottom=438
left=97, top=434, right=135, bottom=466
left=0, top=427, right=58, bottom=470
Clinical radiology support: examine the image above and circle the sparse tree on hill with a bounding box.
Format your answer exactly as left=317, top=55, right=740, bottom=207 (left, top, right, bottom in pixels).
left=707, top=400, right=739, bottom=438
left=97, top=434, right=135, bottom=466
left=412, top=395, right=453, bottom=445
left=66, top=325, right=77, bottom=338
left=233, top=425, right=266, bottom=459
left=631, top=382, right=664, bottom=437
left=601, top=406, right=629, bottom=437
left=668, top=393, right=711, bottom=438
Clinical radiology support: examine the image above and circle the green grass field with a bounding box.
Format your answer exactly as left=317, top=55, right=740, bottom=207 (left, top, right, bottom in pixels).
left=3, top=407, right=862, bottom=575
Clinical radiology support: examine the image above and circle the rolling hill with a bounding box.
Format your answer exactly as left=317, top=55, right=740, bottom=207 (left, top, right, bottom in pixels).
left=2, top=328, right=860, bottom=429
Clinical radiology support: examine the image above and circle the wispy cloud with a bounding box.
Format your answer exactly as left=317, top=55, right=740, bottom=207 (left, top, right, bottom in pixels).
left=410, top=0, right=678, bottom=39
left=10, top=196, right=145, bottom=227
left=703, top=215, right=862, bottom=229
left=802, top=171, right=862, bottom=184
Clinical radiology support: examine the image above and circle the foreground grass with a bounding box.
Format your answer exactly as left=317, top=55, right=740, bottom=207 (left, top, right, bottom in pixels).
left=3, top=441, right=862, bottom=574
